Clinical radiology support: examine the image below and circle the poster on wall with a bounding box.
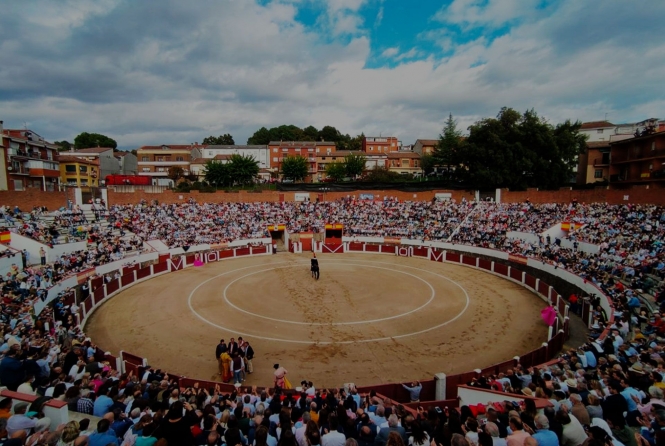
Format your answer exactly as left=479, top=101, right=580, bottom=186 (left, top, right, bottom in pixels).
left=295, top=193, right=311, bottom=202
left=359, top=193, right=374, bottom=200
left=435, top=193, right=452, bottom=201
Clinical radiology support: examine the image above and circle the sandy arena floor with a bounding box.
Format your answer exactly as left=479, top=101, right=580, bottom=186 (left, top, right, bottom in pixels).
left=85, top=253, right=548, bottom=387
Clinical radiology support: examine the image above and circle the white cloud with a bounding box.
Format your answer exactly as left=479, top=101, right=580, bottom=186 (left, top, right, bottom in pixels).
left=381, top=47, right=399, bottom=58
left=0, top=0, right=663, bottom=148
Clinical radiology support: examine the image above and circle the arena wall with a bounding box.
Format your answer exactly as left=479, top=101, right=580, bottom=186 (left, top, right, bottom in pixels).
left=3, top=183, right=664, bottom=212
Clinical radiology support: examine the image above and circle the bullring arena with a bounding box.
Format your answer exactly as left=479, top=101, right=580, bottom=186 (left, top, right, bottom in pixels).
left=84, top=252, right=549, bottom=387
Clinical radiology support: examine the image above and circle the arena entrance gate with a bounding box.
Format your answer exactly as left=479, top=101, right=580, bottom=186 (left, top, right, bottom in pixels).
left=268, top=224, right=286, bottom=252
left=324, top=223, right=343, bottom=244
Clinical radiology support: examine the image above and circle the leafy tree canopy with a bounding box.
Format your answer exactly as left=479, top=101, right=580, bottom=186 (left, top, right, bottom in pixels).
left=448, top=107, right=586, bottom=190
left=54, top=141, right=72, bottom=152
left=227, top=153, right=259, bottom=184
left=74, top=132, right=117, bottom=150
left=325, top=162, right=347, bottom=182
left=280, top=155, right=309, bottom=182
left=202, top=134, right=235, bottom=145
left=246, top=124, right=362, bottom=149
left=344, top=153, right=366, bottom=178
left=420, top=154, right=436, bottom=175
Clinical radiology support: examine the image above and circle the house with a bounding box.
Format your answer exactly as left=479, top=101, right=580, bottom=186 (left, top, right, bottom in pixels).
left=65, top=147, right=119, bottom=179
left=58, top=155, right=100, bottom=187
left=387, top=152, right=421, bottom=176
left=413, top=139, right=438, bottom=156
left=136, top=144, right=204, bottom=186
left=201, top=145, right=269, bottom=169
left=609, top=124, right=665, bottom=186
left=189, top=155, right=232, bottom=180
left=362, top=136, right=399, bottom=154
left=268, top=141, right=336, bottom=182
left=0, top=121, right=60, bottom=191
left=576, top=119, right=655, bottom=184
left=114, top=151, right=138, bottom=175
left=316, top=150, right=387, bottom=181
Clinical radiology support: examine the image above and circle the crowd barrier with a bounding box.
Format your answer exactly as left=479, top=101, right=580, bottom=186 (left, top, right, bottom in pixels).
left=69, top=237, right=609, bottom=406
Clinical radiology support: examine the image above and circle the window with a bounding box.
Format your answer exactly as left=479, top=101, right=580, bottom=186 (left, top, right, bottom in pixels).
left=327, top=148, right=331, bottom=155
left=13, top=180, right=24, bottom=191
left=401, top=159, right=409, bottom=167
left=142, top=156, right=149, bottom=161
left=79, top=166, right=87, bottom=173
left=594, top=169, right=603, bottom=179
left=157, top=167, right=165, bottom=172
left=369, top=146, right=373, bottom=151
left=273, top=157, right=278, bottom=162
left=142, top=167, right=151, bottom=172
left=65, top=165, right=76, bottom=173
left=282, top=148, right=288, bottom=152
left=80, top=179, right=88, bottom=185
left=273, top=148, right=278, bottom=152
left=209, top=151, right=214, bottom=156
left=176, top=156, right=184, bottom=161
left=597, top=129, right=604, bottom=134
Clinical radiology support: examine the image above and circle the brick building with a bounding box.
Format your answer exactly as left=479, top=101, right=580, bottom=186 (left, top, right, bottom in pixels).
left=387, top=152, right=421, bottom=176
left=609, top=129, right=665, bottom=187
left=268, top=141, right=336, bottom=182
left=413, top=139, right=438, bottom=156
left=362, top=136, right=399, bottom=154
left=136, top=144, right=204, bottom=186
left=0, top=121, right=60, bottom=191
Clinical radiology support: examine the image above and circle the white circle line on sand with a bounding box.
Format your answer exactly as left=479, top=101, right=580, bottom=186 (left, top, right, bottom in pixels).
left=221, top=263, right=435, bottom=326
left=186, top=259, right=471, bottom=344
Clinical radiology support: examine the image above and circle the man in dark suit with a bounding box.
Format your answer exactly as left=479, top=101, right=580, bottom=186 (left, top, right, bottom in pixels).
left=375, top=415, right=406, bottom=446
left=311, top=254, right=319, bottom=280
left=228, top=338, right=239, bottom=356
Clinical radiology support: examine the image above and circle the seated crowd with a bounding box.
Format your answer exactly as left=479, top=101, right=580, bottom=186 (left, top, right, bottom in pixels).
left=0, top=197, right=662, bottom=445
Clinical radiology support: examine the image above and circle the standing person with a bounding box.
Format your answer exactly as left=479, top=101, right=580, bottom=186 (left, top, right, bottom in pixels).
left=274, top=364, right=288, bottom=389
left=216, top=339, right=227, bottom=376
left=402, top=382, right=422, bottom=403
left=39, top=247, right=46, bottom=266
left=242, top=340, right=255, bottom=375
left=311, top=254, right=319, bottom=280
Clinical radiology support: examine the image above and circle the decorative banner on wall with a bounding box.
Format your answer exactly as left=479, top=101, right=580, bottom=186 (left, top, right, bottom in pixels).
left=384, top=237, right=401, bottom=245
left=294, top=193, right=310, bottom=202
left=0, top=232, right=10, bottom=243
left=324, top=224, right=344, bottom=229
left=76, top=268, right=96, bottom=285
left=210, top=242, right=229, bottom=250
left=508, top=254, right=528, bottom=265
left=359, top=193, right=374, bottom=200
left=268, top=225, right=286, bottom=231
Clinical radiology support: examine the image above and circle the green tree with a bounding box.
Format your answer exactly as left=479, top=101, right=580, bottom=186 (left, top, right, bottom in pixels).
left=452, top=107, right=586, bottom=190
left=362, top=166, right=400, bottom=182
left=247, top=127, right=272, bottom=145
left=73, top=132, right=117, bottom=150
left=167, top=166, right=184, bottom=183
left=204, top=160, right=232, bottom=187
left=434, top=113, right=462, bottom=168
left=227, top=154, right=259, bottom=185
left=54, top=141, right=72, bottom=152
left=280, top=155, right=309, bottom=182
left=202, top=134, right=235, bottom=145
left=420, top=154, right=436, bottom=175
left=344, top=153, right=366, bottom=178
left=318, top=125, right=342, bottom=142
left=346, top=133, right=364, bottom=151
left=325, top=162, right=347, bottom=182
left=303, top=126, right=319, bottom=141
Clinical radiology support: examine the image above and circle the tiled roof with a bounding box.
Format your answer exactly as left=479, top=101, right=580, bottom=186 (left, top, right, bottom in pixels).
left=416, top=139, right=438, bottom=146
left=268, top=141, right=336, bottom=146
left=580, top=121, right=615, bottom=129
left=75, top=147, right=115, bottom=154
left=137, top=145, right=205, bottom=151
left=57, top=155, right=100, bottom=165
left=206, top=145, right=267, bottom=150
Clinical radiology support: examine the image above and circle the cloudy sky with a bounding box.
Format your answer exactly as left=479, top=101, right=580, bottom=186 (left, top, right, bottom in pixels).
left=1, top=0, right=663, bottom=149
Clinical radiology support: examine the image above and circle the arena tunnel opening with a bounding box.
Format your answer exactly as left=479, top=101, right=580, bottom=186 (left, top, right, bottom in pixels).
left=268, top=224, right=286, bottom=252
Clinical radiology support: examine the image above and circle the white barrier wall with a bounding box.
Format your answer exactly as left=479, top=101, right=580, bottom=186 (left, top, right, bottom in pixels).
left=506, top=231, right=541, bottom=245
left=0, top=250, right=23, bottom=275
left=9, top=233, right=87, bottom=265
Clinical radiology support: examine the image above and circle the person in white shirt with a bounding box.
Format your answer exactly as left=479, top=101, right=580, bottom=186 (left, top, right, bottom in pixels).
left=322, top=416, right=346, bottom=446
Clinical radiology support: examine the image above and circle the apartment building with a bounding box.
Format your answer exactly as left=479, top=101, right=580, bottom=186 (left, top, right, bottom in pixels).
left=609, top=127, right=665, bottom=186
left=58, top=156, right=100, bottom=187
left=362, top=136, right=399, bottom=154
left=413, top=139, right=438, bottom=156
left=387, top=152, right=421, bottom=176
left=268, top=141, right=336, bottom=182
left=136, top=144, right=203, bottom=186
left=0, top=121, right=60, bottom=191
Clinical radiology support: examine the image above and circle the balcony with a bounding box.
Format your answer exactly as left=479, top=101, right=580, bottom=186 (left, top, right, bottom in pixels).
left=9, top=166, right=30, bottom=175
left=593, top=157, right=610, bottom=166
left=610, top=170, right=665, bottom=183
left=7, top=148, right=52, bottom=161
left=611, top=146, right=665, bottom=164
